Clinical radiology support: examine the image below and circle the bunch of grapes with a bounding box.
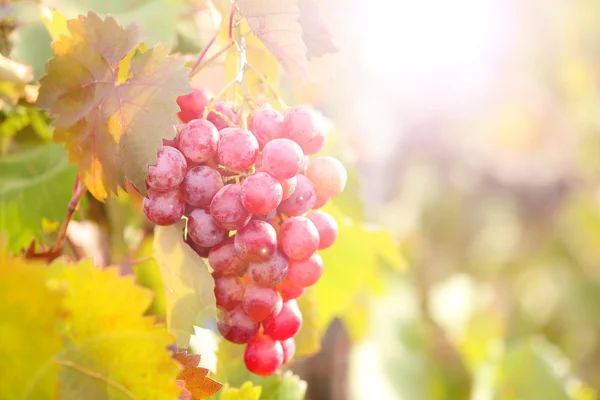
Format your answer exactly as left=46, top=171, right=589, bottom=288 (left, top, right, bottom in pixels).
left=143, top=88, right=346, bottom=376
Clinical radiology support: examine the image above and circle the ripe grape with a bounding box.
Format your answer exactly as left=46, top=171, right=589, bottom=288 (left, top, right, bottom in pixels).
left=261, top=139, right=304, bottom=180
left=207, top=101, right=239, bottom=130
left=217, top=128, right=259, bottom=171
left=262, top=299, right=303, bottom=341
left=279, top=216, right=319, bottom=260
left=280, top=176, right=297, bottom=201
left=208, top=237, right=248, bottom=276
left=248, top=249, right=289, bottom=287
left=244, top=335, right=283, bottom=376
left=280, top=338, right=296, bottom=364
left=146, top=146, right=187, bottom=191
left=187, top=208, right=227, bottom=247
left=143, top=187, right=185, bottom=226
left=303, top=131, right=326, bottom=155
left=178, top=119, right=219, bottom=163
left=277, top=174, right=316, bottom=217
left=234, top=220, right=277, bottom=261
left=283, top=106, right=323, bottom=155
left=177, top=88, right=213, bottom=123
left=248, top=107, right=284, bottom=149
left=218, top=306, right=259, bottom=344
left=242, top=283, right=283, bottom=322
left=185, top=236, right=210, bottom=258
left=287, top=254, right=324, bottom=287
left=313, top=192, right=330, bottom=209
left=306, top=156, right=347, bottom=198
left=241, top=172, right=283, bottom=214
left=276, top=277, right=305, bottom=301
left=306, top=210, right=338, bottom=250
left=210, top=184, right=252, bottom=230
left=182, top=166, right=224, bottom=208
left=251, top=210, right=277, bottom=222
left=214, top=275, right=244, bottom=311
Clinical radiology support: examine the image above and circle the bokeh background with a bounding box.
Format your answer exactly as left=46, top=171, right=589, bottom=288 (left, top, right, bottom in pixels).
left=3, top=0, right=600, bottom=399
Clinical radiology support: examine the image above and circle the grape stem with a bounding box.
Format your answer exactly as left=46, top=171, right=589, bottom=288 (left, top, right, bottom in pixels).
left=188, top=30, right=218, bottom=77
left=246, top=62, right=288, bottom=109
left=202, top=79, right=238, bottom=119
left=188, top=31, right=253, bottom=78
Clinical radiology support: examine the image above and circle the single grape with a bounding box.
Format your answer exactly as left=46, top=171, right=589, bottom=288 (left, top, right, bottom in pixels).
left=208, top=236, right=248, bottom=276
left=312, top=192, right=330, bottom=209
left=143, top=187, right=185, bottom=226
left=248, top=107, right=284, bottom=149
left=303, top=131, right=326, bottom=155
left=243, top=283, right=283, bottom=322
left=241, top=172, right=283, bottom=214
left=279, top=216, right=319, bottom=260
left=248, top=249, right=289, bottom=287
left=261, top=139, right=304, bottom=180
left=283, top=106, right=323, bottom=155
left=187, top=208, right=227, bottom=247
left=234, top=220, right=277, bottom=261
left=146, top=146, right=187, bottom=191
left=287, top=253, right=324, bottom=287
left=177, top=88, right=213, bottom=123
left=207, top=101, right=239, bottom=130
left=252, top=210, right=277, bottom=222
left=244, top=335, right=283, bottom=376
left=280, top=337, right=296, bottom=364
left=218, top=306, right=259, bottom=344
left=185, top=236, right=210, bottom=258
left=214, top=274, right=245, bottom=310
left=276, top=277, right=305, bottom=301
left=178, top=119, right=220, bottom=163
left=305, top=156, right=347, bottom=198
left=306, top=210, right=338, bottom=250
left=277, top=175, right=316, bottom=217
left=262, top=299, right=302, bottom=341
left=279, top=176, right=297, bottom=201
left=217, top=128, right=259, bottom=171
left=210, top=184, right=252, bottom=230
left=182, top=166, right=224, bottom=208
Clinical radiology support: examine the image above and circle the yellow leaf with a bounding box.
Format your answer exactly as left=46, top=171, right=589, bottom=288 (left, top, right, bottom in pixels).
left=295, top=291, right=321, bottom=356
left=219, top=382, right=262, bottom=400
left=154, top=221, right=217, bottom=348
left=40, top=8, right=70, bottom=41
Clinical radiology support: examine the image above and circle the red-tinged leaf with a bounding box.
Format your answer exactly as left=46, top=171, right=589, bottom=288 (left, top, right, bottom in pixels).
left=298, top=0, right=339, bottom=59
left=174, top=352, right=223, bottom=400
left=38, top=12, right=191, bottom=200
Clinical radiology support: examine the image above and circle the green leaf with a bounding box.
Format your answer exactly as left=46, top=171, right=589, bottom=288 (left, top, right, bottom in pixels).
left=219, top=381, right=262, bottom=400
left=10, top=23, right=53, bottom=80
left=0, top=144, right=77, bottom=252
left=294, top=291, right=321, bottom=356
left=258, top=371, right=307, bottom=400
left=133, top=237, right=167, bottom=318
left=37, top=11, right=191, bottom=200
left=154, top=222, right=217, bottom=348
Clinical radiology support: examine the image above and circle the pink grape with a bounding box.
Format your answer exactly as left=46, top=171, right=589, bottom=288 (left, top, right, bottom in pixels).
left=178, top=119, right=219, bottom=163
left=177, top=88, right=213, bottom=123
left=248, top=107, right=284, bottom=149
left=276, top=277, right=305, bottom=301
left=244, top=335, right=283, bottom=376
left=306, top=210, right=338, bottom=250
left=187, top=208, right=227, bottom=247
left=208, top=237, right=248, bottom=276
left=313, top=192, right=330, bottom=209
left=214, top=275, right=244, bottom=311
left=248, top=249, right=289, bottom=287
left=243, top=283, right=283, bottom=322
left=279, top=216, right=319, bottom=260
left=210, top=184, right=252, bottom=230
left=262, top=299, right=302, bottom=341
left=218, top=306, right=259, bottom=344
left=185, top=236, right=210, bottom=258
left=261, top=139, right=304, bottom=180
left=283, top=106, right=323, bottom=155
left=207, top=101, right=239, bottom=130
left=280, top=338, right=296, bottom=364
left=252, top=210, right=277, bottom=222
left=306, top=156, right=347, bottom=198
left=234, top=220, right=277, bottom=261
left=217, top=127, right=259, bottom=171
left=182, top=166, right=224, bottom=208
left=280, top=176, right=297, bottom=201
left=287, top=254, right=324, bottom=287
left=303, top=131, right=326, bottom=155
left=146, top=146, right=187, bottom=191
left=277, top=175, right=316, bottom=216
left=241, top=172, right=283, bottom=214
left=143, top=187, right=185, bottom=226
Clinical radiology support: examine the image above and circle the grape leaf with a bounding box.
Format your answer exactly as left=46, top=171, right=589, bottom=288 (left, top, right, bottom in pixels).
left=0, top=246, right=62, bottom=399
left=173, top=352, right=223, bottom=399
left=0, top=144, right=78, bottom=252
left=37, top=12, right=191, bottom=200
left=48, top=258, right=181, bottom=399
left=220, top=382, right=262, bottom=400
left=258, top=371, right=307, bottom=400
left=154, top=222, right=217, bottom=348
left=297, top=0, right=339, bottom=59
